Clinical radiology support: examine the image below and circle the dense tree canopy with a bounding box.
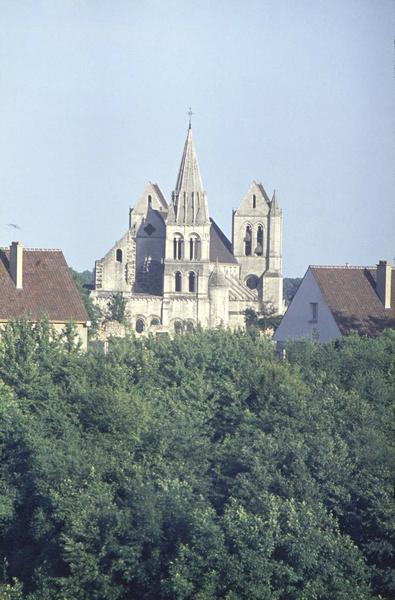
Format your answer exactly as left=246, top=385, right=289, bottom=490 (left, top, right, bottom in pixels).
left=0, top=320, right=394, bottom=599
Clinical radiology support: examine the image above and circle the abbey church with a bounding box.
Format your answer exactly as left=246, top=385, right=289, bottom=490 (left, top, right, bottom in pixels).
left=91, top=125, right=284, bottom=334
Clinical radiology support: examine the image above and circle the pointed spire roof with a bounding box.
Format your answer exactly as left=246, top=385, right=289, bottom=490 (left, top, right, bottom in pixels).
left=172, top=126, right=209, bottom=225
left=175, top=126, right=205, bottom=194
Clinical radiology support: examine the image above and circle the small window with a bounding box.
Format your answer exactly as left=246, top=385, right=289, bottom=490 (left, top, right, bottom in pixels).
left=148, top=194, right=152, bottom=206
left=135, top=318, right=145, bottom=334
left=310, top=302, right=318, bottom=323
left=150, top=318, right=160, bottom=327
left=175, top=271, right=182, bottom=292
left=252, top=194, right=256, bottom=209
left=189, top=272, right=196, bottom=292
left=116, top=249, right=123, bottom=263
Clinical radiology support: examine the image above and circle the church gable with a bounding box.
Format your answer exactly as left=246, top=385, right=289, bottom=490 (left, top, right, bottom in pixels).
left=131, top=183, right=168, bottom=222
left=235, top=181, right=271, bottom=217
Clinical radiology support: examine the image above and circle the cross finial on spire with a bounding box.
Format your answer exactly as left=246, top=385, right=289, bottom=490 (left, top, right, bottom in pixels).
left=187, top=106, right=193, bottom=129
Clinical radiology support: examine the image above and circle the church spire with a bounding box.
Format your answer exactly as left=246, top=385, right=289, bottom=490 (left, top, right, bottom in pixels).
left=172, top=123, right=209, bottom=225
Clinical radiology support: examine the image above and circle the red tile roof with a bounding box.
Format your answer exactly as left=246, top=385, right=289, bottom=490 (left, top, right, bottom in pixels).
left=311, top=266, right=395, bottom=336
left=0, top=248, right=89, bottom=323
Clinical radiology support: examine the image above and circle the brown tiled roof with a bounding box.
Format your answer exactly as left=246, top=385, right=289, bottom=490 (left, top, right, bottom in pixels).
left=0, top=248, right=89, bottom=323
left=209, top=219, right=238, bottom=264
left=311, top=266, right=395, bottom=336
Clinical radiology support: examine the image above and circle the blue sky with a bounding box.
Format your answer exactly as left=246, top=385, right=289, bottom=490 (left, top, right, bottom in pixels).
left=0, top=0, right=393, bottom=276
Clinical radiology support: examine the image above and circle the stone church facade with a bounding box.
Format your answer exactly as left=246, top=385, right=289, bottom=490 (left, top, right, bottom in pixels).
left=91, top=125, right=284, bottom=335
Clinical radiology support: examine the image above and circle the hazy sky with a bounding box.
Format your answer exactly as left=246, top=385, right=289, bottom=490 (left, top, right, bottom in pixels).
left=0, top=0, right=393, bottom=276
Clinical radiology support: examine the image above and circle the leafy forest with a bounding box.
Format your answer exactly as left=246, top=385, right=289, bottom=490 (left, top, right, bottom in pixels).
left=0, top=320, right=394, bottom=599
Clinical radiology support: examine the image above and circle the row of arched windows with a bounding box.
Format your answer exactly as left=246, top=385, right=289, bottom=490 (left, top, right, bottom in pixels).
left=175, top=271, right=197, bottom=293
left=173, top=320, right=195, bottom=334
left=135, top=316, right=160, bottom=334
left=173, top=234, right=201, bottom=260
left=244, top=224, right=264, bottom=257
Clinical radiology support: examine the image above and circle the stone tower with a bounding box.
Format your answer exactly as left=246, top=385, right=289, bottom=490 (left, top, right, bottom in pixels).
left=232, top=182, right=283, bottom=311
left=162, top=124, right=212, bottom=328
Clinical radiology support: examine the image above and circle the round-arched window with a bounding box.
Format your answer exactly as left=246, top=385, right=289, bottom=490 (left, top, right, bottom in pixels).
left=173, top=234, right=184, bottom=260
left=186, top=321, right=195, bottom=332
left=256, top=225, right=264, bottom=256
left=150, top=318, right=160, bottom=327
left=135, top=318, right=145, bottom=333
left=189, top=235, right=201, bottom=260
left=175, top=271, right=182, bottom=292
left=246, top=275, right=259, bottom=290
left=188, top=271, right=196, bottom=292
left=174, top=320, right=183, bottom=334
left=116, top=249, right=123, bottom=263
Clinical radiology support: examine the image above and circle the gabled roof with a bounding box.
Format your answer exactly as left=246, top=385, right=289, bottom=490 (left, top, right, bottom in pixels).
left=0, top=248, right=89, bottom=323
left=311, top=266, right=395, bottom=336
left=209, top=219, right=238, bottom=264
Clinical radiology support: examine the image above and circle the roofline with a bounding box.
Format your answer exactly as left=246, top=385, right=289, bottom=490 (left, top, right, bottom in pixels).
left=0, top=247, right=63, bottom=253
left=0, top=318, right=89, bottom=325
left=310, top=264, right=394, bottom=270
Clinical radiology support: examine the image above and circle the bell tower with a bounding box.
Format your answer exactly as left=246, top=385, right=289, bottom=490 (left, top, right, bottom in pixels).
left=232, top=182, right=283, bottom=313
left=162, top=122, right=212, bottom=327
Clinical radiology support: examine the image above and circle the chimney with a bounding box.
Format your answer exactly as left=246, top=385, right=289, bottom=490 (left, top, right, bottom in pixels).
left=376, top=260, right=391, bottom=309
left=10, top=241, right=23, bottom=289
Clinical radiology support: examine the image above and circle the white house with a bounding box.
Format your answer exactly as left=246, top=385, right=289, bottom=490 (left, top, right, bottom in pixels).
left=274, top=261, right=395, bottom=346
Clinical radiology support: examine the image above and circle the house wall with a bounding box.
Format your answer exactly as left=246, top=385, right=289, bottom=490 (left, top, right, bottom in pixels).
left=274, top=268, right=341, bottom=343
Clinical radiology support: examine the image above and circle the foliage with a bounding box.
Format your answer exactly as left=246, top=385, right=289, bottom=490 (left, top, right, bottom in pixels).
left=0, top=320, right=394, bottom=598
left=71, top=269, right=102, bottom=335
left=107, top=293, right=127, bottom=324
left=283, top=277, right=302, bottom=304
left=244, top=304, right=282, bottom=332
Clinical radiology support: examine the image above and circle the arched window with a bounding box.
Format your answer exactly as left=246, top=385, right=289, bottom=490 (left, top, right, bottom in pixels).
left=188, top=271, right=196, bottom=292
left=189, top=235, right=201, bottom=260
left=256, top=225, right=264, bottom=256
left=186, top=321, right=195, bottom=332
left=174, top=320, right=183, bottom=334
left=150, top=317, right=160, bottom=327
left=245, top=225, right=252, bottom=256
left=173, top=235, right=184, bottom=260
left=175, top=271, right=182, bottom=292
left=148, top=194, right=152, bottom=207
left=252, top=194, right=256, bottom=209
left=135, top=318, right=145, bottom=334
left=116, top=249, right=123, bottom=263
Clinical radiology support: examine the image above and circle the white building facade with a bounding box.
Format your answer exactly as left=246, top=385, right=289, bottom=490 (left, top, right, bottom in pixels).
left=91, top=125, right=284, bottom=335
